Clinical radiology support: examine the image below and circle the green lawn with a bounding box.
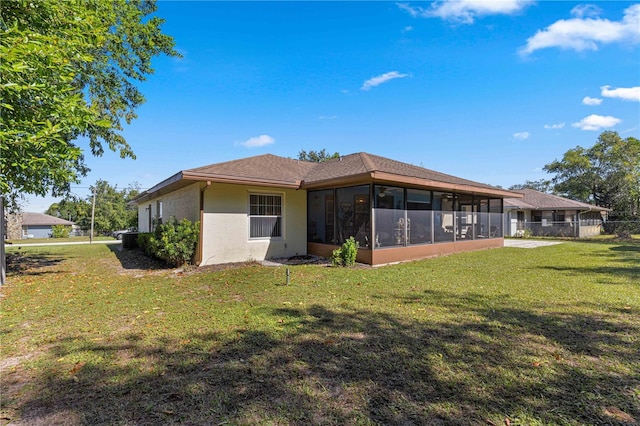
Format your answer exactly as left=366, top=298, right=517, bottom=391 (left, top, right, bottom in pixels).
left=1, top=239, right=638, bottom=425
left=5, top=236, right=115, bottom=245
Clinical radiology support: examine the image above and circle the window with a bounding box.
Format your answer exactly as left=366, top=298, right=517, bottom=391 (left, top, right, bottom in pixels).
left=407, top=189, right=432, bottom=245
left=155, top=201, right=163, bottom=227
left=407, top=189, right=431, bottom=211
left=249, top=194, right=282, bottom=238
left=336, top=185, right=370, bottom=247
left=307, top=190, right=334, bottom=244
left=374, top=186, right=404, bottom=209
left=433, top=192, right=454, bottom=243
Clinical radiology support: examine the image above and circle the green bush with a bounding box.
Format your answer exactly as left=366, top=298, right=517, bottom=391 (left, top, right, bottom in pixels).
left=51, top=225, right=71, bottom=238
left=137, top=233, right=153, bottom=255
left=147, top=217, right=200, bottom=267
left=331, top=237, right=359, bottom=267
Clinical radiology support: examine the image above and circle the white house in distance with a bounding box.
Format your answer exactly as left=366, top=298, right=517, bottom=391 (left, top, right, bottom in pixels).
left=503, top=189, right=609, bottom=238
left=132, top=153, right=522, bottom=266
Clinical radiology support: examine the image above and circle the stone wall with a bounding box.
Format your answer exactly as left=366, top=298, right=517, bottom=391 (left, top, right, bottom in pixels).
left=6, top=213, right=23, bottom=240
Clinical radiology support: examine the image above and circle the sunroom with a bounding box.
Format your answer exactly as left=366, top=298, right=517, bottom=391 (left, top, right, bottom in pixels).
left=306, top=183, right=506, bottom=266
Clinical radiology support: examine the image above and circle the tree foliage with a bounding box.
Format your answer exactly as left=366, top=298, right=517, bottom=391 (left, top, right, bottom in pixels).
left=0, top=0, right=178, bottom=207
left=543, top=131, right=640, bottom=218
left=50, top=225, right=71, bottom=239
left=45, top=196, right=91, bottom=230
left=90, top=180, right=140, bottom=234
left=509, top=179, right=553, bottom=193
left=298, top=149, right=340, bottom=162
left=46, top=181, right=139, bottom=233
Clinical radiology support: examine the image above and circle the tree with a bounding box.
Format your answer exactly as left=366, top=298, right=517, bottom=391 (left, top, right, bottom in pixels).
left=51, top=225, right=71, bottom=239
left=46, top=181, right=140, bottom=233
left=0, top=1, right=178, bottom=208
left=45, top=196, right=91, bottom=230
left=89, top=180, right=140, bottom=234
left=298, top=149, right=340, bottom=162
left=509, top=179, right=553, bottom=193
left=543, top=131, right=640, bottom=218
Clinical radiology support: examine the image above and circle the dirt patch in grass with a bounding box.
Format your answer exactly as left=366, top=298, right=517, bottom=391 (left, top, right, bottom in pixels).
left=5, top=252, right=65, bottom=275
left=108, top=249, right=333, bottom=276
left=106, top=246, right=172, bottom=275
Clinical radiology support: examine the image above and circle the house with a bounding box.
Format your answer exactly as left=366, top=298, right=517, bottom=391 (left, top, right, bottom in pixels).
left=503, top=189, right=609, bottom=238
left=132, top=153, right=522, bottom=266
left=6, top=212, right=74, bottom=239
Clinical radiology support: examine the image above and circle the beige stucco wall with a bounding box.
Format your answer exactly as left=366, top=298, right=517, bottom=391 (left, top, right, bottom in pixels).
left=137, top=184, right=200, bottom=232
left=578, top=225, right=602, bottom=238
left=200, top=183, right=307, bottom=266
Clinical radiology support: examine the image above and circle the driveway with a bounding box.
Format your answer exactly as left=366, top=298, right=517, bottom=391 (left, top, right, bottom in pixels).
left=504, top=239, right=563, bottom=249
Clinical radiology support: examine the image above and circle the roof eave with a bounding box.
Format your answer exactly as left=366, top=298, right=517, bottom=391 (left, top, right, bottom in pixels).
left=370, top=172, right=521, bottom=198
left=300, top=172, right=373, bottom=190
left=182, top=171, right=301, bottom=189
left=131, top=171, right=190, bottom=205
left=302, top=171, right=521, bottom=198
left=132, top=171, right=303, bottom=206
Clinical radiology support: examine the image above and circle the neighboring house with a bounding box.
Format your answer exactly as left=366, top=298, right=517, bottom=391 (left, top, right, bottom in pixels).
left=503, top=189, right=609, bottom=238
left=132, top=152, right=522, bottom=266
left=8, top=212, right=74, bottom=239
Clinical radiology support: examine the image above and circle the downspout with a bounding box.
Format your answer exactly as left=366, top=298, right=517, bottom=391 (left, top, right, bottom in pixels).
left=196, top=181, right=211, bottom=266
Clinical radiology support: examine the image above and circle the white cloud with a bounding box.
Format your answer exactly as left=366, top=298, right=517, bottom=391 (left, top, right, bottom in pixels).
left=601, top=85, right=640, bottom=101
left=318, top=115, right=338, bottom=120
left=520, top=4, right=640, bottom=55
left=544, top=122, right=565, bottom=129
left=572, top=114, right=621, bottom=131
left=361, top=71, right=409, bottom=91
left=397, top=3, right=422, bottom=17
left=402, top=25, right=413, bottom=33
left=582, top=96, right=602, bottom=105
left=570, top=4, right=602, bottom=19
left=513, top=132, right=530, bottom=140
left=398, top=1, right=532, bottom=24
left=237, top=134, right=275, bottom=148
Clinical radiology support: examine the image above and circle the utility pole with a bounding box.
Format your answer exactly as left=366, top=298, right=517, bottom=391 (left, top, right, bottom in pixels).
left=1, top=196, right=5, bottom=286
left=90, top=189, right=96, bottom=244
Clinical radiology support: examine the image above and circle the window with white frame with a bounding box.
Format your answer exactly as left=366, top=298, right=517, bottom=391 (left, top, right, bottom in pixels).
left=249, top=194, right=282, bottom=238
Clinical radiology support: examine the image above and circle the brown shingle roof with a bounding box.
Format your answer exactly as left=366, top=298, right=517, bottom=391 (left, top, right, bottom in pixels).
left=504, top=189, right=610, bottom=211
left=22, top=212, right=74, bottom=226
left=304, top=153, right=504, bottom=192
left=134, top=152, right=521, bottom=204
left=184, top=154, right=316, bottom=187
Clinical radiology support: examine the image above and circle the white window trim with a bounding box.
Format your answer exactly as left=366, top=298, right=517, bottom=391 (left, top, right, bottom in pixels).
left=248, top=191, right=285, bottom=240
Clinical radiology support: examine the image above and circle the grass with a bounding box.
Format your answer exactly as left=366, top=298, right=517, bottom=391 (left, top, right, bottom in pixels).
left=1, top=238, right=638, bottom=425
left=5, top=236, right=115, bottom=245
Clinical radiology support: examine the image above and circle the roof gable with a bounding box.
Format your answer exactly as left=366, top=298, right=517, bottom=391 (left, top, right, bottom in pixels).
left=184, top=154, right=316, bottom=186
left=303, top=152, right=511, bottom=194
left=22, top=212, right=74, bottom=226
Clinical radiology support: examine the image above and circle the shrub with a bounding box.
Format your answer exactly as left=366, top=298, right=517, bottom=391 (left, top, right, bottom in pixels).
left=137, top=233, right=153, bottom=255
left=331, top=237, right=359, bottom=267
left=147, top=217, right=200, bottom=267
left=51, top=225, right=71, bottom=238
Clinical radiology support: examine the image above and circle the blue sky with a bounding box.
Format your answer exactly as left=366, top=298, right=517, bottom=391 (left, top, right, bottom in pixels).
left=25, top=0, right=640, bottom=212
